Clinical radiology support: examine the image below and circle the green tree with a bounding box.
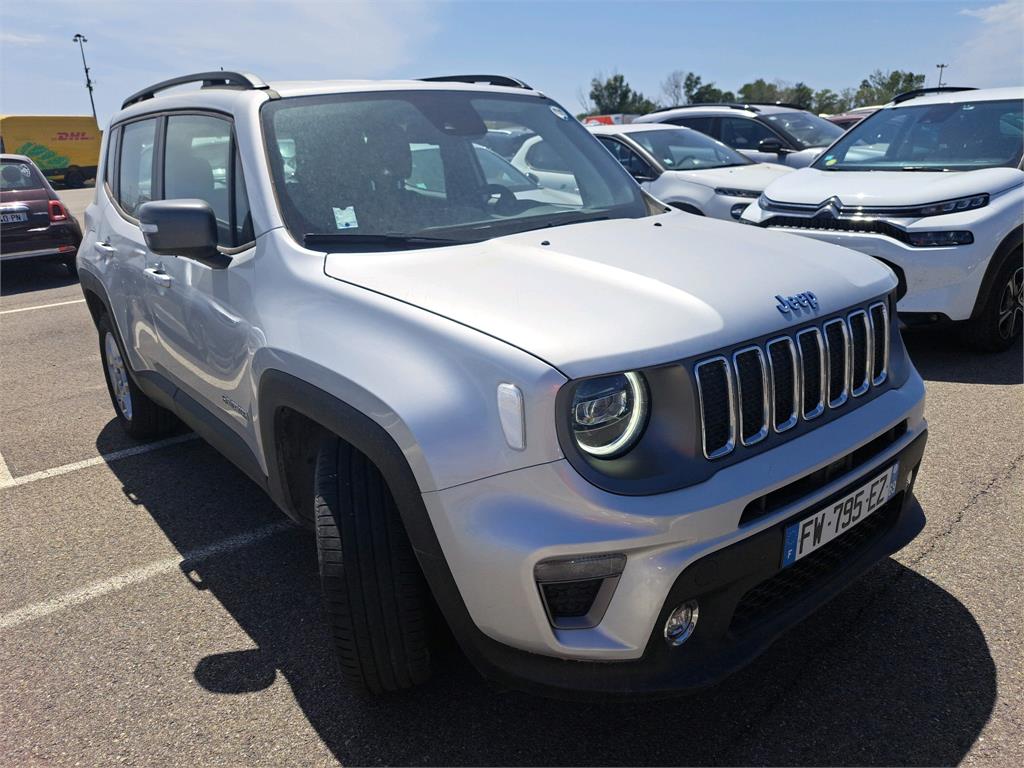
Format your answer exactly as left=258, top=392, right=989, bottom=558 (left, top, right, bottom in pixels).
left=812, top=88, right=840, bottom=114
left=784, top=82, right=814, bottom=110
left=589, top=73, right=657, bottom=114
left=737, top=78, right=781, bottom=104
left=854, top=69, right=926, bottom=106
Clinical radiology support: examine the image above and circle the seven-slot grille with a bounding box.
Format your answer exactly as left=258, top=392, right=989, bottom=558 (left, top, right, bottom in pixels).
left=695, top=301, right=890, bottom=460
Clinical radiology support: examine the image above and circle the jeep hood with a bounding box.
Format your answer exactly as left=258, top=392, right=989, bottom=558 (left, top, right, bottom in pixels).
left=762, top=166, right=1024, bottom=208
left=322, top=213, right=895, bottom=378
left=669, top=162, right=793, bottom=190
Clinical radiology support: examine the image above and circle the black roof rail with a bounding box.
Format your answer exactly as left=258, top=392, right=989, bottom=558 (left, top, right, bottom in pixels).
left=892, top=86, right=976, bottom=104
left=648, top=102, right=762, bottom=114
left=122, top=71, right=271, bottom=109
left=419, top=74, right=532, bottom=90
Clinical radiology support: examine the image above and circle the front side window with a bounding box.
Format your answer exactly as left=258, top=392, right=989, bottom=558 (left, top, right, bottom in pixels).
left=262, top=90, right=647, bottom=247
left=628, top=128, right=752, bottom=170
left=0, top=159, right=45, bottom=191
left=597, top=137, right=653, bottom=177
left=762, top=112, right=843, bottom=149
left=815, top=99, right=1024, bottom=172
left=164, top=114, right=252, bottom=247
left=117, top=118, right=156, bottom=215
left=719, top=117, right=778, bottom=149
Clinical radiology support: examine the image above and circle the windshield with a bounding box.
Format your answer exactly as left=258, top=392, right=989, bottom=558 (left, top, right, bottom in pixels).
left=814, top=99, right=1024, bottom=172
left=628, top=128, right=751, bottom=170
left=261, top=91, right=648, bottom=246
left=763, top=112, right=844, bottom=148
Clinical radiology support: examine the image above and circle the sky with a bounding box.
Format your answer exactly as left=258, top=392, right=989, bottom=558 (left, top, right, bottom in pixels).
left=1, top=0, right=1021, bottom=125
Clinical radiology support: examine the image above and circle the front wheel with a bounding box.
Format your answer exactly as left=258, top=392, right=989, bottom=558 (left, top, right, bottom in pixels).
left=314, top=437, right=433, bottom=694
left=963, top=251, right=1023, bottom=353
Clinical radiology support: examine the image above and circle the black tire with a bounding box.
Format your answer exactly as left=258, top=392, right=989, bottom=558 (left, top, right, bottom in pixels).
left=314, top=437, right=432, bottom=693
left=97, top=312, right=175, bottom=438
left=64, top=169, right=85, bottom=188
left=962, top=246, right=1024, bottom=353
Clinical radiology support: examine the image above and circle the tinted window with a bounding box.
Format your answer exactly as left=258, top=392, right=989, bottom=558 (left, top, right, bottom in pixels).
left=233, top=149, right=254, bottom=245
left=597, top=137, right=653, bottom=177
left=103, top=127, right=118, bottom=189
left=668, top=116, right=715, bottom=135
left=816, top=99, right=1024, bottom=172
left=118, top=119, right=156, bottom=215
left=719, top=117, right=778, bottom=149
left=0, top=159, right=45, bottom=190
left=165, top=115, right=231, bottom=245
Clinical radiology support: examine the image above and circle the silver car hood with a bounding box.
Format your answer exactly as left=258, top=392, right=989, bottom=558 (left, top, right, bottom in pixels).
left=323, top=213, right=896, bottom=378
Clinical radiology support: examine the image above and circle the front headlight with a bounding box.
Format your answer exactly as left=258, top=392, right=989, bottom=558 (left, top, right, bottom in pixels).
left=571, top=371, right=648, bottom=457
left=714, top=187, right=760, bottom=198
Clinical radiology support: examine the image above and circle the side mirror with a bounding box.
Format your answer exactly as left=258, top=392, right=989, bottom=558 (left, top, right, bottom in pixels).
left=757, top=137, right=787, bottom=155
left=137, top=199, right=228, bottom=269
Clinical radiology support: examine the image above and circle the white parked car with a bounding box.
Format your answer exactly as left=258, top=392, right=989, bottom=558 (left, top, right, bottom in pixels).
left=635, top=103, right=845, bottom=168
left=743, top=86, right=1024, bottom=351
left=588, top=123, right=794, bottom=220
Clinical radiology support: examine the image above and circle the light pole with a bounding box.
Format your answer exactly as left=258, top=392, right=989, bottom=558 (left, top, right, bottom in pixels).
left=936, top=63, right=949, bottom=88
left=72, top=33, right=97, bottom=122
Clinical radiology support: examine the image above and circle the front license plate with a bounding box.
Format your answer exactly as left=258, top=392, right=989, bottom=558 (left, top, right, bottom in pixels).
left=0, top=212, right=28, bottom=224
left=781, top=464, right=899, bottom=567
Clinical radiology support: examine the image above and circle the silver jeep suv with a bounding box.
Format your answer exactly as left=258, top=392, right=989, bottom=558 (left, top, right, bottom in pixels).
left=80, top=72, right=928, bottom=697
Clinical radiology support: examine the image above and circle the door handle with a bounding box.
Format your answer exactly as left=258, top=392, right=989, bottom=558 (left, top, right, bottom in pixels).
left=94, top=241, right=117, bottom=255
left=143, top=267, right=173, bottom=288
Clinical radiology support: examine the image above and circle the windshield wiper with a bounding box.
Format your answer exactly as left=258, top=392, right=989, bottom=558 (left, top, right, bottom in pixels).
left=898, top=166, right=950, bottom=172
left=304, top=232, right=468, bottom=250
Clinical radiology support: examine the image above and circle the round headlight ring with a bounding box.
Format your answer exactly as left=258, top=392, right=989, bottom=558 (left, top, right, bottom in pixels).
left=571, top=371, right=648, bottom=458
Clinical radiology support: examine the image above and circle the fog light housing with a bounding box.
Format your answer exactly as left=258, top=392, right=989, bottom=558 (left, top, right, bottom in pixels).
left=535, top=553, right=625, bottom=630
left=730, top=203, right=749, bottom=220
left=664, top=600, right=699, bottom=646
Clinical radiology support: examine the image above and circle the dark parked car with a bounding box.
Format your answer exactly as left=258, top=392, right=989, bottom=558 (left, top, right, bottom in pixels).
left=0, top=154, right=82, bottom=273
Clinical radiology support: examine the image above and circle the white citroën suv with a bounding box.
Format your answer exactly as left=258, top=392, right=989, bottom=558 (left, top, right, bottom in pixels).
left=80, top=72, right=928, bottom=698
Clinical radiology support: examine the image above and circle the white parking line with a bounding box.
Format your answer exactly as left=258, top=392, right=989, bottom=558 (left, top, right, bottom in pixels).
left=0, top=434, right=198, bottom=490
left=0, top=298, right=87, bottom=315
left=0, top=521, right=292, bottom=631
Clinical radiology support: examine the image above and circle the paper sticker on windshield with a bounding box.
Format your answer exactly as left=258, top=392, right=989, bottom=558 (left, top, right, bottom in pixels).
left=333, top=206, right=359, bottom=229
left=550, top=105, right=569, bottom=121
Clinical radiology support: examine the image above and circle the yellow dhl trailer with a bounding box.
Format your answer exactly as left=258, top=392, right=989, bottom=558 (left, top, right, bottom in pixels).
left=0, top=115, right=102, bottom=187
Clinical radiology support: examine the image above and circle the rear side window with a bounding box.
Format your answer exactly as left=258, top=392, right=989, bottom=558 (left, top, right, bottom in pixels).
left=103, top=127, right=118, bottom=189
left=118, top=119, right=157, bottom=215
left=164, top=114, right=253, bottom=247
left=0, top=159, right=45, bottom=191
left=669, top=116, right=715, bottom=135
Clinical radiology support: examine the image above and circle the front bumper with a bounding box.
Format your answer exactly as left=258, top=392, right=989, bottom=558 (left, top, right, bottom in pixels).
left=744, top=227, right=988, bottom=321
left=421, top=372, right=927, bottom=695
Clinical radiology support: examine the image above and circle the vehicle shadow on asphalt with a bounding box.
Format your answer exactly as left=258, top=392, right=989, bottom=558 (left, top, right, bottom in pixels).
left=101, top=433, right=998, bottom=766
left=903, top=328, right=1023, bottom=386
left=0, top=261, right=79, bottom=297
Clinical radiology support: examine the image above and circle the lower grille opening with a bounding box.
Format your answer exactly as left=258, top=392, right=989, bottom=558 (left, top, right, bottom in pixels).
left=740, top=421, right=908, bottom=526
left=541, top=580, right=602, bottom=619
left=729, top=496, right=901, bottom=634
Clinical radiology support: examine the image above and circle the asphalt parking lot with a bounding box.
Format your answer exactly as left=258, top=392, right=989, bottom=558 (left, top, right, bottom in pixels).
left=1, top=187, right=1021, bottom=767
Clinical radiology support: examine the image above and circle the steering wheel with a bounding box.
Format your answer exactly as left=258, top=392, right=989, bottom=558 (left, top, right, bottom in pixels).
left=482, top=184, right=519, bottom=214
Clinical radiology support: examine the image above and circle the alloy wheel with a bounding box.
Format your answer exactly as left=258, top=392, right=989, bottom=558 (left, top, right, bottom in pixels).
left=997, top=266, right=1024, bottom=341
left=104, top=331, right=133, bottom=420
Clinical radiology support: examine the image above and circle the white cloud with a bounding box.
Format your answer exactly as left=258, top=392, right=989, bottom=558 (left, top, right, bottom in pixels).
left=0, top=31, right=47, bottom=45
left=953, top=2, right=1024, bottom=87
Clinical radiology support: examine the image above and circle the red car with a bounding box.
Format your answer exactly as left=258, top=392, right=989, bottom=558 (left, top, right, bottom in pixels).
left=0, top=153, right=82, bottom=273
left=825, top=107, right=879, bottom=131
